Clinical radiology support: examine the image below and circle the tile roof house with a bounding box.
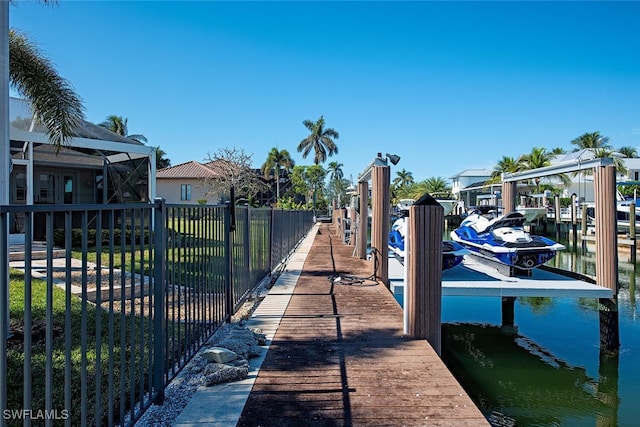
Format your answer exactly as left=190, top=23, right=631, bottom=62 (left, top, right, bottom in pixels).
left=156, top=161, right=224, bottom=204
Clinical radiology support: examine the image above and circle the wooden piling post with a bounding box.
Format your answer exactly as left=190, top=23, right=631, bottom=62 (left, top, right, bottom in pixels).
left=502, top=181, right=516, bottom=214
left=501, top=297, right=516, bottom=327
left=357, top=181, right=369, bottom=260
left=554, top=195, right=561, bottom=240
left=571, top=193, right=578, bottom=248
left=349, top=206, right=357, bottom=246
left=630, top=203, right=636, bottom=264
left=336, top=208, right=346, bottom=239
left=581, top=202, right=588, bottom=253
left=594, top=165, right=619, bottom=352
left=371, top=165, right=390, bottom=287
left=406, top=196, right=444, bottom=354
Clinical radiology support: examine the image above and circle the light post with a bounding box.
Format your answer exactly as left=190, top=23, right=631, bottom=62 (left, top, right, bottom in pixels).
left=357, top=153, right=400, bottom=285
left=274, top=165, right=280, bottom=203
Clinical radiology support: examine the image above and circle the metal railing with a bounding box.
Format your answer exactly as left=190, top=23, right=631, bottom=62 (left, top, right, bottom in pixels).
left=0, top=201, right=314, bottom=426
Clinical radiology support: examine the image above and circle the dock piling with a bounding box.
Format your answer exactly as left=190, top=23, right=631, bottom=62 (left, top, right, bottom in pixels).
left=594, top=165, right=620, bottom=353
left=571, top=193, right=578, bottom=247
left=371, top=165, right=389, bottom=287
left=501, top=297, right=516, bottom=327
left=356, top=181, right=368, bottom=260
left=630, top=203, right=636, bottom=264
left=581, top=203, right=588, bottom=253
left=554, top=195, right=561, bottom=240
left=406, top=195, right=444, bottom=354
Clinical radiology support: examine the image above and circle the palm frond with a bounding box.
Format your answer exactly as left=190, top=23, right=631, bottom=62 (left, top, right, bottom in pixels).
left=9, top=29, right=84, bottom=152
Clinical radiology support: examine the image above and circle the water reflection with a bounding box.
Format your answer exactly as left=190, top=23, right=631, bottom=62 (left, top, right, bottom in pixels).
left=441, top=233, right=638, bottom=426
left=443, top=323, right=617, bottom=426
left=597, top=351, right=619, bottom=427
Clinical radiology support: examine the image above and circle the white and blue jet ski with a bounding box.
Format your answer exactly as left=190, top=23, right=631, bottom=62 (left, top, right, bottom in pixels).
left=450, top=209, right=565, bottom=269
left=388, top=216, right=468, bottom=270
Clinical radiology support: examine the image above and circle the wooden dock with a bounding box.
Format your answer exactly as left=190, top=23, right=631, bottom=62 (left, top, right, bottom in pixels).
left=238, top=223, right=488, bottom=426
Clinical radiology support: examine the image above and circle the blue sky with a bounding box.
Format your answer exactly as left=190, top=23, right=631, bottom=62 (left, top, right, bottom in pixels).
left=9, top=1, right=640, bottom=184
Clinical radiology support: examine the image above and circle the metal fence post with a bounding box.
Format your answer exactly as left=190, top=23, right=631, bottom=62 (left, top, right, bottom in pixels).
left=269, top=206, right=274, bottom=272
left=153, top=198, right=166, bottom=404
left=244, top=206, right=250, bottom=284
left=0, top=210, right=7, bottom=424
left=225, top=200, right=234, bottom=322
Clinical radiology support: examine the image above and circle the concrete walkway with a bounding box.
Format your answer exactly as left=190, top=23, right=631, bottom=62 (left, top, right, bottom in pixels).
left=173, top=224, right=319, bottom=426
left=174, top=222, right=488, bottom=426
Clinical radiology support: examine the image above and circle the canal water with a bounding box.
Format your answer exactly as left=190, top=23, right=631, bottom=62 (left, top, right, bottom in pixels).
left=440, top=233, right=640, bottom=426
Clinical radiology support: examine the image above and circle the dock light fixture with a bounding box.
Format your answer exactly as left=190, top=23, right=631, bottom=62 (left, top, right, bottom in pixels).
left=358, top=152, right=401, bottom=182
left=386, top=153, right=401, bottom=165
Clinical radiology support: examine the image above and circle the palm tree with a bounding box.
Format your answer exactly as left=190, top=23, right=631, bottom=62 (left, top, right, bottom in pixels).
left=155, top=147, right=171, bottom=169
left=98, top=115, right=147, bottom=143
left=518, top=147, right=554, bottom=192
left=261, top=147, right=295, bottom=202
left=570, top=131, right=612, bottom=151
left=3, top=0, right=85, bottom=340
left=98, top=114, right=171, bottom=170
left=327, top=161, right=344, bottom=183
left=297, top=115, right=339, bottom=165
left=9, top=28, right=84, bottom=151
left=398, top=177, right=451, bottom=201
left=488, top=156, right=521, bottom=184
left=518, top=147, right=572, bottom=192
left=326, top=161, right=344, bottom=206
left=618, top=146, right=638, bottom=158
left=594, top=147, right=627, bottom=176
left=393, top=169, right=414, bottom=189
left=421, top=177, right=451, bottom=195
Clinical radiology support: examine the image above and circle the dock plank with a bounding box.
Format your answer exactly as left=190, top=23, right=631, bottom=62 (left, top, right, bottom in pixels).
left=238, top=223, right=488, bottom=426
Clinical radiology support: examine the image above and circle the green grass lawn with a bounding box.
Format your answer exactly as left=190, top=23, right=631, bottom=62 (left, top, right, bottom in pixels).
left=7, top=269, right=155, bottom=426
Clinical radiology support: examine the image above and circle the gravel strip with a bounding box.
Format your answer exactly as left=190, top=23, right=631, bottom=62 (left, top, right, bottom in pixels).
left=133, top=276, right=274, bottom=427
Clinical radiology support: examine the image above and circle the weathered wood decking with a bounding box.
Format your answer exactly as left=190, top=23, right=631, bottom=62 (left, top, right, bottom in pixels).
left=238, top=223, right=488, bottom=426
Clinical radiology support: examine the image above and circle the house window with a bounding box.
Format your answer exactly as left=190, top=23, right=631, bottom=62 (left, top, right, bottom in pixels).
left=64, top=176, right=73, bottom=204
left=181, top=184, right=192, bottom=201
left=15, top=173, right=26, bottom=202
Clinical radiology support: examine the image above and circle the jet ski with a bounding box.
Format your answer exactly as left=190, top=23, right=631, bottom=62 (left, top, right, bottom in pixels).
left=450, top=210, right=565, bottom=269
left=388, top=217, right=467, bottom=270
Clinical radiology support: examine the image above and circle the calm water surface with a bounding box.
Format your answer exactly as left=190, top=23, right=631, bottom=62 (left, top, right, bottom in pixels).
left=440, top=235, right=640, bottom=427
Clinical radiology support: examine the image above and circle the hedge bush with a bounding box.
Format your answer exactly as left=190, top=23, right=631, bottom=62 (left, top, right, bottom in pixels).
left=53, top=228, right=150, bottom=249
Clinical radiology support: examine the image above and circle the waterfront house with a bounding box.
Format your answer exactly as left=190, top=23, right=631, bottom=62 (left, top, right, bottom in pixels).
left=156, top=160, right=224, bottom=204
left=450, top=149, right=638, bottom=216
left=8, top=97, right=157, bottom=242
left=156, top=160, right=277, bottom=206
left=449, top=169, right=493, bottom=213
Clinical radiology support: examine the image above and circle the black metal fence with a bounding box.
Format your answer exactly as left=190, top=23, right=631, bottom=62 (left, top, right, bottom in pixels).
left=0, top=200, right=314, bottom=426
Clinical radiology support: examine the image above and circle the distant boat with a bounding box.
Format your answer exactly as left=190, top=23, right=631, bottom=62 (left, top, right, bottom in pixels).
left=584, top=190, right=640, bottom=230
left=616, top=200, right=640, bottom=229
left=436, top=199, right=457, bottom=216
left=585, top=201, right=640, bottom=230
left=395, top=198, right=456, bottom=216
left=396, top=198, right=415, bottom=212
left=515, top=207, right=548, bottom=223
left=516, top=193, right=551, bottom=223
